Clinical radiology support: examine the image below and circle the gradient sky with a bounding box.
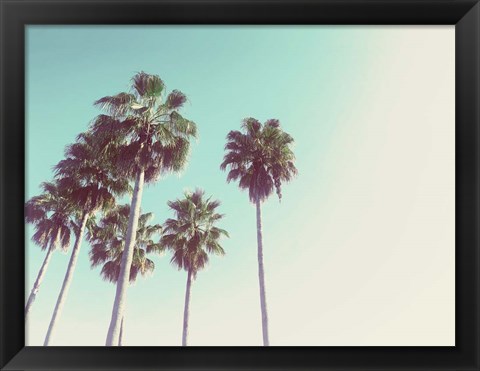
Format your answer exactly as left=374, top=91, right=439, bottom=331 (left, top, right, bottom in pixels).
left=26, top=25, right=455, bottom=346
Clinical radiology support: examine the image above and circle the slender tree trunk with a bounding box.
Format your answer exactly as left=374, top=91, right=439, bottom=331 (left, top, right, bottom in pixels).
left=182, top=269, right=193, bottom=346
left=256, top=199, right=269, bottom=346
left=25, top=230, right=60, bottom=320
left=118, top=317, right=124, bottom=346
left=43, top=212, right=89, bottom=346
left=105, top=169, right=145, bottom=346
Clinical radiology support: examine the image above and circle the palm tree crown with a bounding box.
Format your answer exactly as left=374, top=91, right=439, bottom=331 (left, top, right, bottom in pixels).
left=90, top=71, right=198, bottom=183
left=220, top=118, right=297, bottom=203
left=161, top=189, right=229, bottom=277
left=89, top=204, right=162, bottom=283
left=53, top=132, right=131, bottom=215
left=25, top=180, right=73, bottom=252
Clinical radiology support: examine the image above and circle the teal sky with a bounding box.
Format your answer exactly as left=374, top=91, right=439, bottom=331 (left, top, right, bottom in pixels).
left=26, top=26, right=455, bottom=346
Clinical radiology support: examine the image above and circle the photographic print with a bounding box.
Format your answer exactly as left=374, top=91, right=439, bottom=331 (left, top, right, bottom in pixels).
left=25, top=25, right=454, bottom=346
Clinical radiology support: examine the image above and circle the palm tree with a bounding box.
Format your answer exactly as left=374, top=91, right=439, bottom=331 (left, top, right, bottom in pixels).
left=161, top=189, right=228, bottom=346
left=220, top=118, right=297, bottom=346
left=89, top=204, right=162, bottom=346
left=25, top=181, right=73, bottom=319
left=90, top=71, right=197, bottom=345
left=43, top=133, right=130, bottom=346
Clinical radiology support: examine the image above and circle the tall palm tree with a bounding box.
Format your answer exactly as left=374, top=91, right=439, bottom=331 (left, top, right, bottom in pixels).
left=220, top=118, right=297, bottom=346
left=90, top=71, right=197, bottom=345
left=161, top=189, right=228, bottom=346
left=43, top=133, right=130, bottom=346
left=25, top=181, right=73, bottom=319
left=89, top=204, right=162, bottom=346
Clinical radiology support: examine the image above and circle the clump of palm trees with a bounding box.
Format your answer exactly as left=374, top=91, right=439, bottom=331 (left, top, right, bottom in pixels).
left=90, top=72, right=197, bottom=345
left=43, top=132, right=130, bottom=346
left=25, top=72, right=297, bottom=346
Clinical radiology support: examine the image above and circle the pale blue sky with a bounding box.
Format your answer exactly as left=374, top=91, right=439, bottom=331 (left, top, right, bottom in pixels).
left=26, top=26, right=455, bottom=346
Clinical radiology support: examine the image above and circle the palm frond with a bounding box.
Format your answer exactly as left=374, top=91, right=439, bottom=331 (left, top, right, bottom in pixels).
left=132, top=71, right=164, bottom=98
left=94, top=93, right=136, bottom=116
left=166, top=90, right=187, bottom=110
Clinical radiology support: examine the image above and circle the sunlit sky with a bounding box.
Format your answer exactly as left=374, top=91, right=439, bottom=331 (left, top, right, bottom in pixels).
left=26, top=25, right=454, bottom=346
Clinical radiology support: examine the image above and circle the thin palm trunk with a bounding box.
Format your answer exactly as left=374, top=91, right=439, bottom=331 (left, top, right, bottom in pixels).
left=256, top=199, right=269, bottom=346
left=118, top=317, right=124, bottom=346
left=182, top=269, right=193, bottom=346
left=106, top=169, right=145, bottom=345
left=25, top=230, right=60, bottom=320
left=43, top=212, right=89, bottom=345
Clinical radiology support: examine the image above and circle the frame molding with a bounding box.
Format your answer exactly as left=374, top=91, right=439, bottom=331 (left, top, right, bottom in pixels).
left=1, top=1, right=479, bottom=370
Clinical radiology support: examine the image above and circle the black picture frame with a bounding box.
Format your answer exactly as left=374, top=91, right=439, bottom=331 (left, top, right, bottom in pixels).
left=1, top=0, right=479, bottom=370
